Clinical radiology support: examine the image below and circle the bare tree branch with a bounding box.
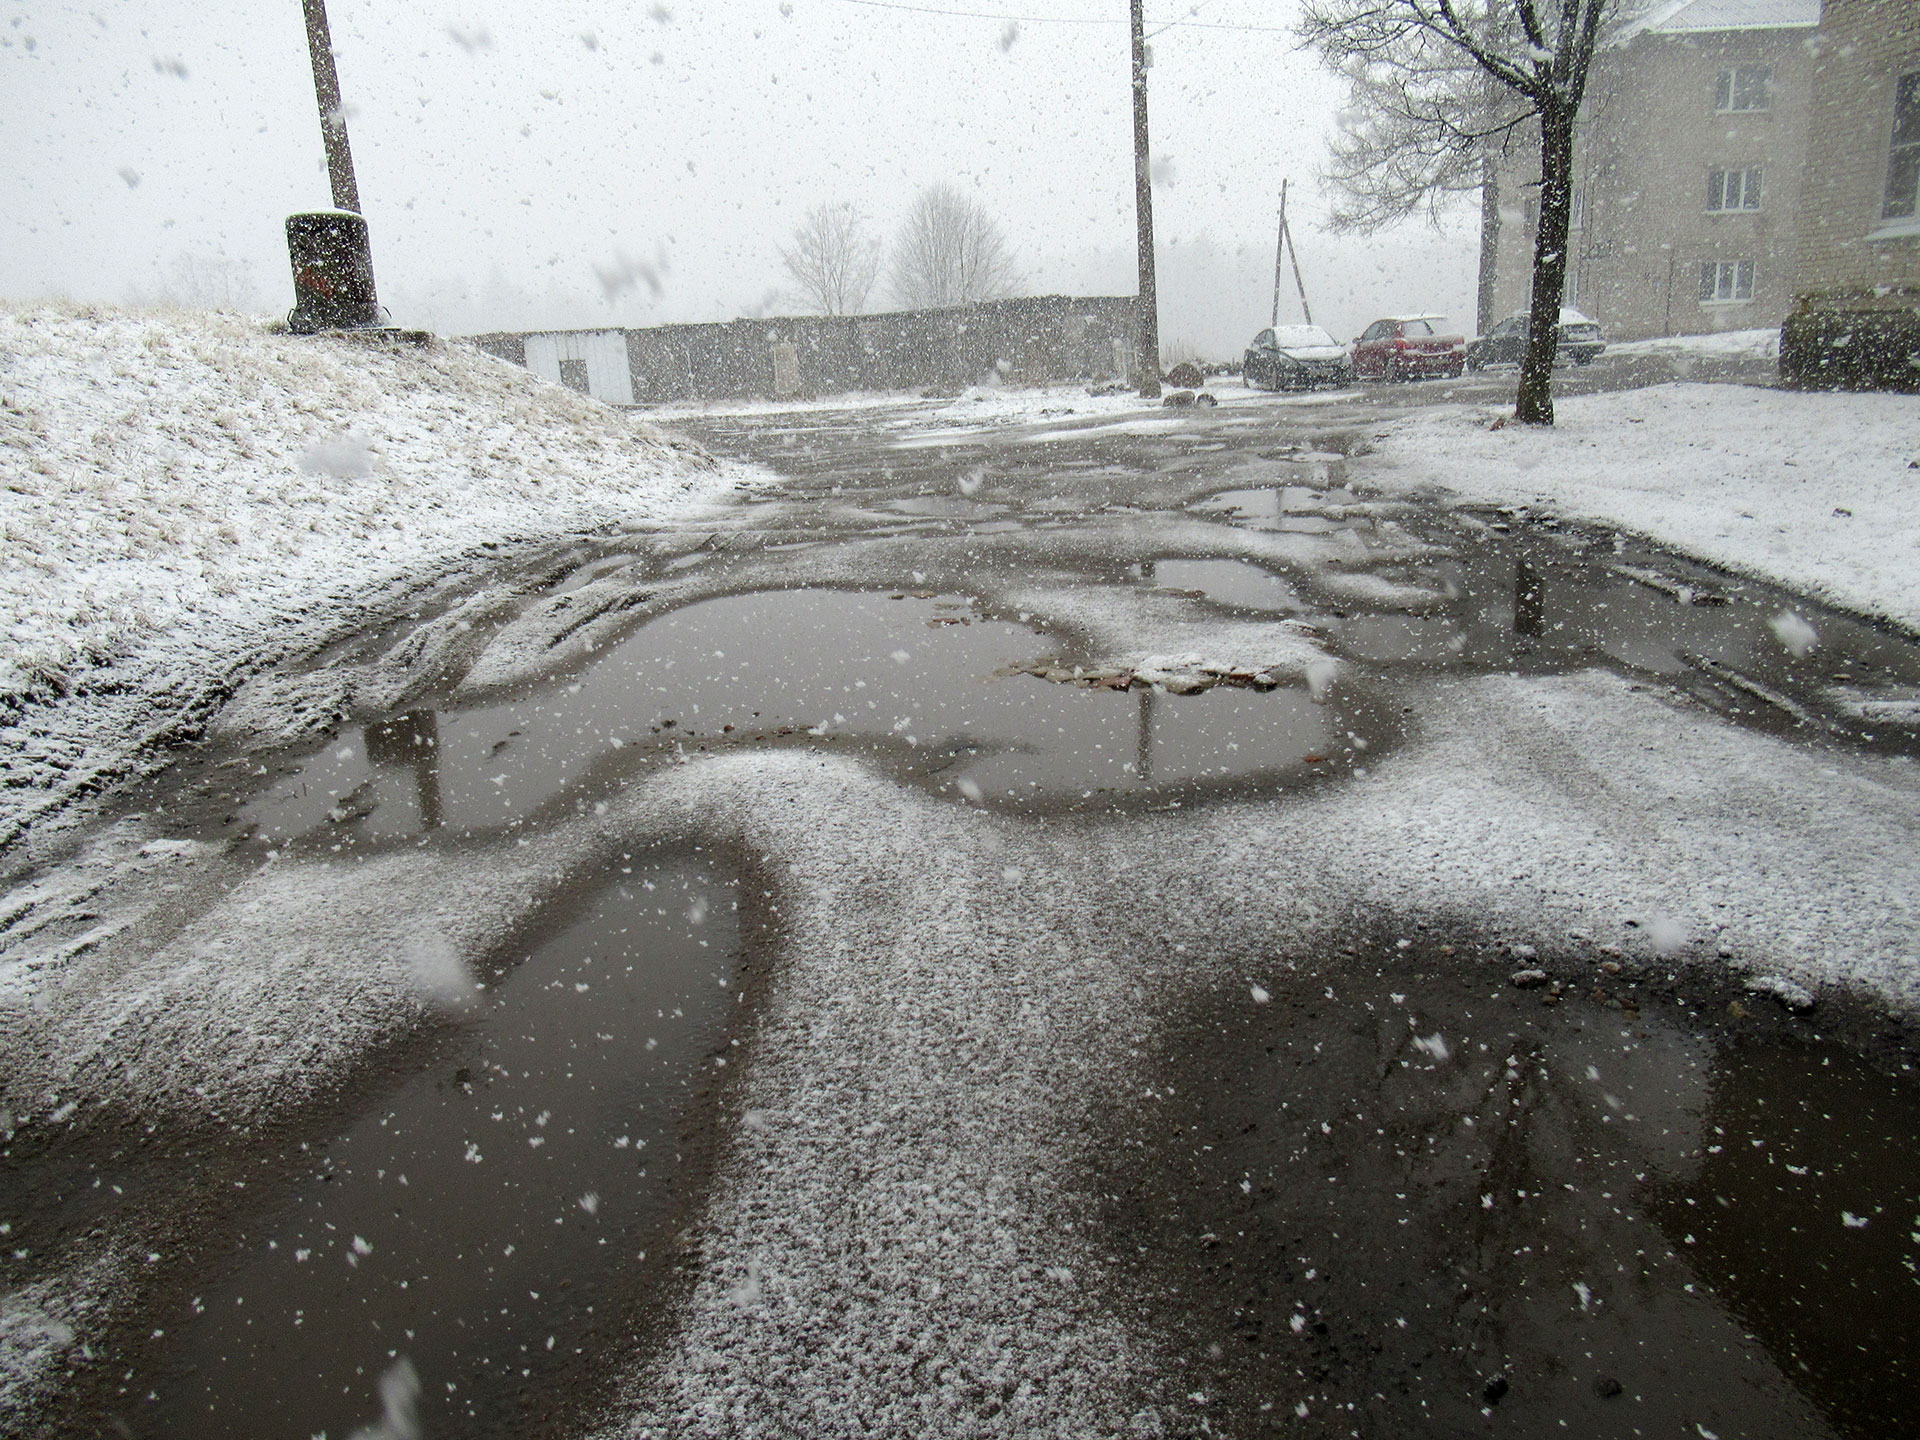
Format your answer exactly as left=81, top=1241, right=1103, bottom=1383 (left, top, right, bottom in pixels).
left=1300, top=0, right=1647, bottom=423
left=888, top=183, right=1020, bottom=311
left=778, top=203, right=883, bottom=317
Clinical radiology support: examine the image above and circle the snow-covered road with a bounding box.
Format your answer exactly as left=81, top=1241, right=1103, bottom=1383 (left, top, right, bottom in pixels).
left=5, top=315, right=1918, bottom=1437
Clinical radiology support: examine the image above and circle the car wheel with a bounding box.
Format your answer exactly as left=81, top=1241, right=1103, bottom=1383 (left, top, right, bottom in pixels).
left=1244, top=360, right=1263, bottom=391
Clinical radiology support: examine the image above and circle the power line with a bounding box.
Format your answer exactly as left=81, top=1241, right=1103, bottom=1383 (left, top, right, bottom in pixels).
left=828, top=0, right=1293, bottom=35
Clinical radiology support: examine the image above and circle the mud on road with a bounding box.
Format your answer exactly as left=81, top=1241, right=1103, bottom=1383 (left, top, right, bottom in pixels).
left=5, top=374, right=1919, bottom=1439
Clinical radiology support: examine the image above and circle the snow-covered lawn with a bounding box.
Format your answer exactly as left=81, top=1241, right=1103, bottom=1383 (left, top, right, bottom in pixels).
left=0, top=304, right=742, bottom=849
left=1359, top=382, right=1920, bottom=631
left=1605, top=326, right=1779, bottom=361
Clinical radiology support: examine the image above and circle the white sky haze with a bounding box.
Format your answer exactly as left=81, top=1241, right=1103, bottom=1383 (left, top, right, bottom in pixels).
left=1, top=1, right=1477, bottom=352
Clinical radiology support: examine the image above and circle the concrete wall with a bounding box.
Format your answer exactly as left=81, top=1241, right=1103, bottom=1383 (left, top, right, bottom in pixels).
left=1490, top=23, right=1815, bottom=340
left=466, top=294, right=1139, bottom=406
left=1792, top=0, right=1920, bottom=307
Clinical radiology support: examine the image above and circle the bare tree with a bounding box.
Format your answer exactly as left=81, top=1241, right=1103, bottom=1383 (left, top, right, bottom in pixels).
left=1302, top=0, right=1630, bottom=424
left=136, top=252, right=263, bottom=312
left=1320, top=56, right=1533, bottom=332
left=779, top=202, right=883, bottom=316
left=888, top=183, right=1020, bottom=311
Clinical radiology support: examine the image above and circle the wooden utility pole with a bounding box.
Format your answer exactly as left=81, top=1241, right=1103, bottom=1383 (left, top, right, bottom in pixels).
left=301, top=0, right=363, bottom=213
left=1130, top=0, right=1160, bottom=398
left=1272, top=180, right=1313, bottom=327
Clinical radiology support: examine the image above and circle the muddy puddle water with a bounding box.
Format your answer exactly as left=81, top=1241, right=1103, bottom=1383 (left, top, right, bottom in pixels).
left=1186, top=485, right=1920, bottom=751
left=1110, top=944, right=1920, bottom=1439
left=140, top=857, right=741, bottom=1440
left=240, top=589, right=1368, bottom=848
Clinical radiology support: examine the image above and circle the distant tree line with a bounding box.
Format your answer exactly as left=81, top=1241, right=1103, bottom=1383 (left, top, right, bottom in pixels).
left=779, top=182, right=1020, bottom=317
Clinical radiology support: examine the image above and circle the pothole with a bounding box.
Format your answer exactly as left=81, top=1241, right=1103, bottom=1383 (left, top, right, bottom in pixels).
left=1101, top=936, right=1920, bottom=1439
left=233, top=587, right=1372, bottom=845
left=140, top=854, right=744, bottom=1439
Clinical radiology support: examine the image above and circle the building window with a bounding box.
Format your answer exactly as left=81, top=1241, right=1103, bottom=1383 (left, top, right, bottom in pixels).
left=1715, top=66, right=1772, bottom=112
left=1886, top=70, right=1920, bottom=220
left=557, top=357, right=590, bottom=393
left=1707, top=167, right=1762, bottom=211
left=1699, top=260, right=1756, bottom=303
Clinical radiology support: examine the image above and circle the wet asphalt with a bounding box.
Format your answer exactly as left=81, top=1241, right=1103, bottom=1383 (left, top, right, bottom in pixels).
left=6, top=351, right=1919, bottom=1440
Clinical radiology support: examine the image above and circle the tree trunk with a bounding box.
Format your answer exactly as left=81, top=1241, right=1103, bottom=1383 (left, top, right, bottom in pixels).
left=1130, top=0, right=1161, bottom=398
left=1476, top=151, right=1501, bottom=337
left=1515, top=101, right=1575, bottom=425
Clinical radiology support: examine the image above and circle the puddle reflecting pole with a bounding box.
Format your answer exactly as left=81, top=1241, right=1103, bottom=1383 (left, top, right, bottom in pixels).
left=1135, top=685, right=1155, bottom=784
left=1130, top=0, right=1161, bottom=398
left=1514, top=557, right=1546, bottom=639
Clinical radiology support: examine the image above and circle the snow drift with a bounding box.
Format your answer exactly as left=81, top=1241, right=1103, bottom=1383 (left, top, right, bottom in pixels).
left=0, top=303, right=736, bottom=850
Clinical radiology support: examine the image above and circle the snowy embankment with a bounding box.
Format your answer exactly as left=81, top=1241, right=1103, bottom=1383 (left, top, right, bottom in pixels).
left=0, top=304, right=735, bottom=850
left=1359, top=382, right=1920, bottom=632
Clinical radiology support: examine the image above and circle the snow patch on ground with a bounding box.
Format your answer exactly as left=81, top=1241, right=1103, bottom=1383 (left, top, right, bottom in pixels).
left=0, top=304, right=747, bottom=849
left=1358, top=383, right=1920, bottom=631
left=1607, top=328, right=1779, bottom=361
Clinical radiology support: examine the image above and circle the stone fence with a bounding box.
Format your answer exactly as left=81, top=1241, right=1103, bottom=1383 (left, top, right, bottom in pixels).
left=465, top=294, right=1140, bottom=406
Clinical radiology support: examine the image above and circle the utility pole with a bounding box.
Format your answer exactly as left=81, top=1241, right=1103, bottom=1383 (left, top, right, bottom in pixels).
left=1271, top=179, right=1286, bottom=328
left=301, top=0, right=362, bottom=213
left=1130, top=0, right=1160, bottom=398
left=1272, top=180, right=1313, bottom=328
left=288, top=0, right=382, bottom=332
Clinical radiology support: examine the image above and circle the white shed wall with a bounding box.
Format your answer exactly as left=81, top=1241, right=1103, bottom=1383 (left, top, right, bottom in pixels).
left=522, top=330, right=634, bottom=406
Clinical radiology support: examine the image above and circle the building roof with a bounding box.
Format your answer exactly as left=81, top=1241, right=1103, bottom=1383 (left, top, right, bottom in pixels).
left=1615, top=0, right=1820, bottom=41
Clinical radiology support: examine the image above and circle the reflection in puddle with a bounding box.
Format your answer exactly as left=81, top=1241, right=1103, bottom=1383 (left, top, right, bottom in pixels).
left=1194, top=485, right=1920, bottom=750
left=1193, top=485, right=1366, bottom=532
left=947, top=683, right=1344, bottom=803
left=1118, top=949, right=1920, bottom=1438
left=242, top=589, right=1367, bottom=845
left=145, top=857, right=741, bottom=1440
left=1648, top=1042, right=1920, bottom=1436
left=1149, top=559, right=1307, bottom=614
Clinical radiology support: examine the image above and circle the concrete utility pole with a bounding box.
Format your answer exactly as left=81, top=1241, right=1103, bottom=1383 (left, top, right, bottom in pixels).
left=302, top=0, right=362, bottom=213
left=1130, top=0, right=1160, bottom=398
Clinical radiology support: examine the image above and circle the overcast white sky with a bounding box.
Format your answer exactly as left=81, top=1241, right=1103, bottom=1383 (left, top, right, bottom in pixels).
left=0, top=1, right=1478, bottom=352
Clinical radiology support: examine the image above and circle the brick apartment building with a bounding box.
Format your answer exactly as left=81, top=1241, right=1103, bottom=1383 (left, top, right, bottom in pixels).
left=1488, top=0, right=1822, bottom=341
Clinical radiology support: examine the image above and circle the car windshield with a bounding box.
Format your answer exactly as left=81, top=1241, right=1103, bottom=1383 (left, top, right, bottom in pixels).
left=1272, top=325, right=1338, bottom=348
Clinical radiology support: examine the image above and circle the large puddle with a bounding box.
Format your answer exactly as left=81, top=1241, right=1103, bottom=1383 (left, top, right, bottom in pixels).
left=139, top=856, right=742, bottom=1439
left=1178, top=488, right=1920, bottom=753
left=1111, top=941, right=1920, bottom=1439
left=237, top=588, right=1370, bottom=849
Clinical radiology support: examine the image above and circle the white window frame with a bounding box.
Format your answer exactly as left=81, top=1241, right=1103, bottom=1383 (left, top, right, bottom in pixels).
left=1715, top=65, right=1772, bottom=113
left=1885, top=70, right=1920, bottom=221
left=1699, top=259, right=1756, bottom=304
left=1707, top=166, right=1763, bottom=212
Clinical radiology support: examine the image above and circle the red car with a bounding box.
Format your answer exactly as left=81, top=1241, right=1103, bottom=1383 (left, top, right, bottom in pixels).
left=1351, top=314, right=1467, bottom=381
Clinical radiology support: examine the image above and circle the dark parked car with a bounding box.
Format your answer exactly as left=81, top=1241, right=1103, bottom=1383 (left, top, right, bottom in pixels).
left=1466, top=308, right=1608, bottom=369
left=1351, top=315, right=1467, bottom=380
left=1242, top=324, right=1354, bottom=390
